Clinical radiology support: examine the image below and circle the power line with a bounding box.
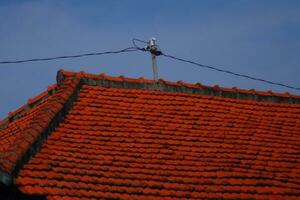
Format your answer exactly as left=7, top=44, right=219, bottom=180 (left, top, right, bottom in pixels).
left=132, top=38, right=148, bottom=50
left=160, top=53, right=300, bottom=91
left=0, top=38, right=299, bottom=92
left=0, top=47, right=138, bottom=64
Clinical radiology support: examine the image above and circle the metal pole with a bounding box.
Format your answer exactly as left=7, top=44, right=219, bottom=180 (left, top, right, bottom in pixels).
left=151, top=54, right=158, bottom=81
left=149, top=37, right=159, bottom=82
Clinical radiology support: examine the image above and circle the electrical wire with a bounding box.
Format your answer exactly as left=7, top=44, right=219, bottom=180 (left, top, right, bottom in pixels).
left=132, top=38, right=148, bottom=50
left=0, top=37, right=299, bottom=92
left=0, top=47, right=138, bottom=64
left=161, top=52, right=300, bottom=91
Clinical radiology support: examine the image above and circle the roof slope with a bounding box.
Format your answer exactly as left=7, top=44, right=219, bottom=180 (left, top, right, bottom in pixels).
left=1, top=70, right=300, bottom=199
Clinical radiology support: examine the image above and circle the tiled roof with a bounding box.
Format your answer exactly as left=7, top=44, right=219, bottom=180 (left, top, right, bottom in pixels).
left=1, top=70, right=300, bottom=199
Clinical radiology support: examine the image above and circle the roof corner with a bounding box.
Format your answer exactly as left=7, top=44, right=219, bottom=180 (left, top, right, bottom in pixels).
left=0, top=74, right=82, bottom=185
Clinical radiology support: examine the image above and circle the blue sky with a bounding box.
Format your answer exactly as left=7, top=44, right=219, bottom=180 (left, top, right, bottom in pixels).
left=0, top=0, right=300, bottom=119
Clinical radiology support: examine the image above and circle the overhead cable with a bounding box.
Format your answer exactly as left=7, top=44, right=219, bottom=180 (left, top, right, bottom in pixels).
left=0, top=38, right=299, bottom=92
left=0, top=47, right=138, bottom=64
left=161, top=53, right=300, bottom=91
left=132, top=38, right=148, bottom=50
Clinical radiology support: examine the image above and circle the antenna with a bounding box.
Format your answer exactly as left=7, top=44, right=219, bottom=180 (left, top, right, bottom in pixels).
left=146, top=37, right=162, bottom=81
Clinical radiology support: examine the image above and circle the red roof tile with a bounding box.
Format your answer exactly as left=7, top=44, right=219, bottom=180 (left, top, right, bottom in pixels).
left=1, top=69, right=300, bottom=199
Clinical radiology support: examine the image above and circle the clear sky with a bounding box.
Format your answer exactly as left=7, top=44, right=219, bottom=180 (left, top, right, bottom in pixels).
left=0, top=0, right=300, bottom=119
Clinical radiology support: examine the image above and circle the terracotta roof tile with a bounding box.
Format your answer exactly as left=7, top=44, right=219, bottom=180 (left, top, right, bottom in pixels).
left=1, top=70, right=300, bottom=199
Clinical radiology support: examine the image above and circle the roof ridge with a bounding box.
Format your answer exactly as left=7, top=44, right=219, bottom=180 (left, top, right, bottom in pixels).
left=0, top=84, right=57, bottom=132
left=0, top=76, right=81, bottom=185
left=58, top=69, right=300, bottom=104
